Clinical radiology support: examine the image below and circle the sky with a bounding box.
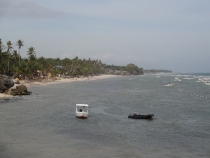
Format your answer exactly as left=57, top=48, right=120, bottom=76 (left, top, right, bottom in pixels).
left=1, top=0, right=210, bottom=73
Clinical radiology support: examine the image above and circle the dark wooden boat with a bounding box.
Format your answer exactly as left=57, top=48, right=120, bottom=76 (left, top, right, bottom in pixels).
left=128, top=114, right=154, bottom=119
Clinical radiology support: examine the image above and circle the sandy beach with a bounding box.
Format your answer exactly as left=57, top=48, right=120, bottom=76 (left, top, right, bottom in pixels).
left=0, top=75, right=116, bottom=99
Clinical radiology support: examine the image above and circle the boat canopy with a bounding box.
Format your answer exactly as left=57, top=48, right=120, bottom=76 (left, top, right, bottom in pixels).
left=76, top=104, right=89, bottom=107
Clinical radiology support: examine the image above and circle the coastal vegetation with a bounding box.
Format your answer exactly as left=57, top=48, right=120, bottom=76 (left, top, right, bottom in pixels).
left=0, top=38, right=143, bottom=79
left=105, top=64, right=143, bottom=75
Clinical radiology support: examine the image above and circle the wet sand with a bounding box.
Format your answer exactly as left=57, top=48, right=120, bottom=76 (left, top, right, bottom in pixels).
left=19, top=75, right=117, bottom=87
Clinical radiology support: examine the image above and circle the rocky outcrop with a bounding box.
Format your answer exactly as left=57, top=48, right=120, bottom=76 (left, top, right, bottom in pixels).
left=0, top=75, right=14, bottom=93
left=10, top=84, right=31, bottom=96
left=16, top=84, right=27, bottom=92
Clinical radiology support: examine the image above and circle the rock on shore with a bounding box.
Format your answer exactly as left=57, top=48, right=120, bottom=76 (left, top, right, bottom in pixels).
left=10, top=84, right=31, bottom=96
left=0, top=75, right=14, bottom=93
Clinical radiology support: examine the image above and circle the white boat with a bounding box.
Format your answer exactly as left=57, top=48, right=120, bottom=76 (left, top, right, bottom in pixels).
left=76, top=104, right=89, bottom=118
left=164, top=83, right=174, bottom=86
left=174, top=78, right=181, bottom=81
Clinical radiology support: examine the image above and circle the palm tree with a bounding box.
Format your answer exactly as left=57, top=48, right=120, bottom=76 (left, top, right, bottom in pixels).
left=6, top=52, right=13, bottom=73
left=5, top=41, right=13, bottom=74
left=12, top=49, right=18, bottom=61
left=6, top=41, right=13, bottom=53
left=16, top=39, right=24, bottom=66
left=0, top=38, right=5, bottom=53
left=70, top=56, right=80, bottom=76
left=27, top=47, right=36, bottom=57
left=0, top=39, right=5, bottom=66
left=27, top=47, right=37, bottom=77
left=37, top=56, right=46, bottom=76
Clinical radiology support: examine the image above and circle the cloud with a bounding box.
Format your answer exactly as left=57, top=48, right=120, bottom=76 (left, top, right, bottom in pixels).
left=64, top=0, right=210, bottom=27
left=1, top=0, right=210, bottom=72
left=0, top=0, right=65, bottom=19
left=66, top=0, right=210, bottom=20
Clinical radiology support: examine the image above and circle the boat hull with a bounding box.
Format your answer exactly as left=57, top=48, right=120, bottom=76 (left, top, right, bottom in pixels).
left=164, top=84, right=174, bottom=86
left=128, top=114, right=154, bottom=119
left=76, top=116, right=88, bottom=119
left=76, top=112, right=88, bottom=119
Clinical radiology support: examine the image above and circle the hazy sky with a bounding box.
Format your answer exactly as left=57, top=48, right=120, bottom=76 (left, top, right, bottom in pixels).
left=1, top=0, right=210, bottom=73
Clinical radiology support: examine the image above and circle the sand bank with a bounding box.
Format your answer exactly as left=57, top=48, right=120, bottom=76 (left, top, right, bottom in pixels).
left=0, top=75, right=117, bottom=98
left=0, top=93, right=15, bottom=99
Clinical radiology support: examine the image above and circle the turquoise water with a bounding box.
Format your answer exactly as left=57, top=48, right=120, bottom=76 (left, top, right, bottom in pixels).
left=0, top=74, right=210, bottom=158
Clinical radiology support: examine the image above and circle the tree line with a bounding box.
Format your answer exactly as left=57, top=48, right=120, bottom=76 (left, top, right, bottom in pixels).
left=105, top=64, right=143, bottom=75
left=0, top=38, right=143, bottom=79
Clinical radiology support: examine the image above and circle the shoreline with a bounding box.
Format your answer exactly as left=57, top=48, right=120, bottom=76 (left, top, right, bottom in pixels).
left=0, top=75, right=117, bottom=99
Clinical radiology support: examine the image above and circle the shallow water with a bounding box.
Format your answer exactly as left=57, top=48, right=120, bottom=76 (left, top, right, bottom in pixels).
left=0, top=74, right=210, bottom=158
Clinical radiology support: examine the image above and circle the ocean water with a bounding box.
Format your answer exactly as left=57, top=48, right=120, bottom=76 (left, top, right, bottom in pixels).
left=0, top=74, right=210, bottom=158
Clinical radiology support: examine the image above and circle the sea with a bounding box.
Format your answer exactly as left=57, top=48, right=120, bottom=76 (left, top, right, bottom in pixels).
left=0, top=73, right=210, bottom=158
